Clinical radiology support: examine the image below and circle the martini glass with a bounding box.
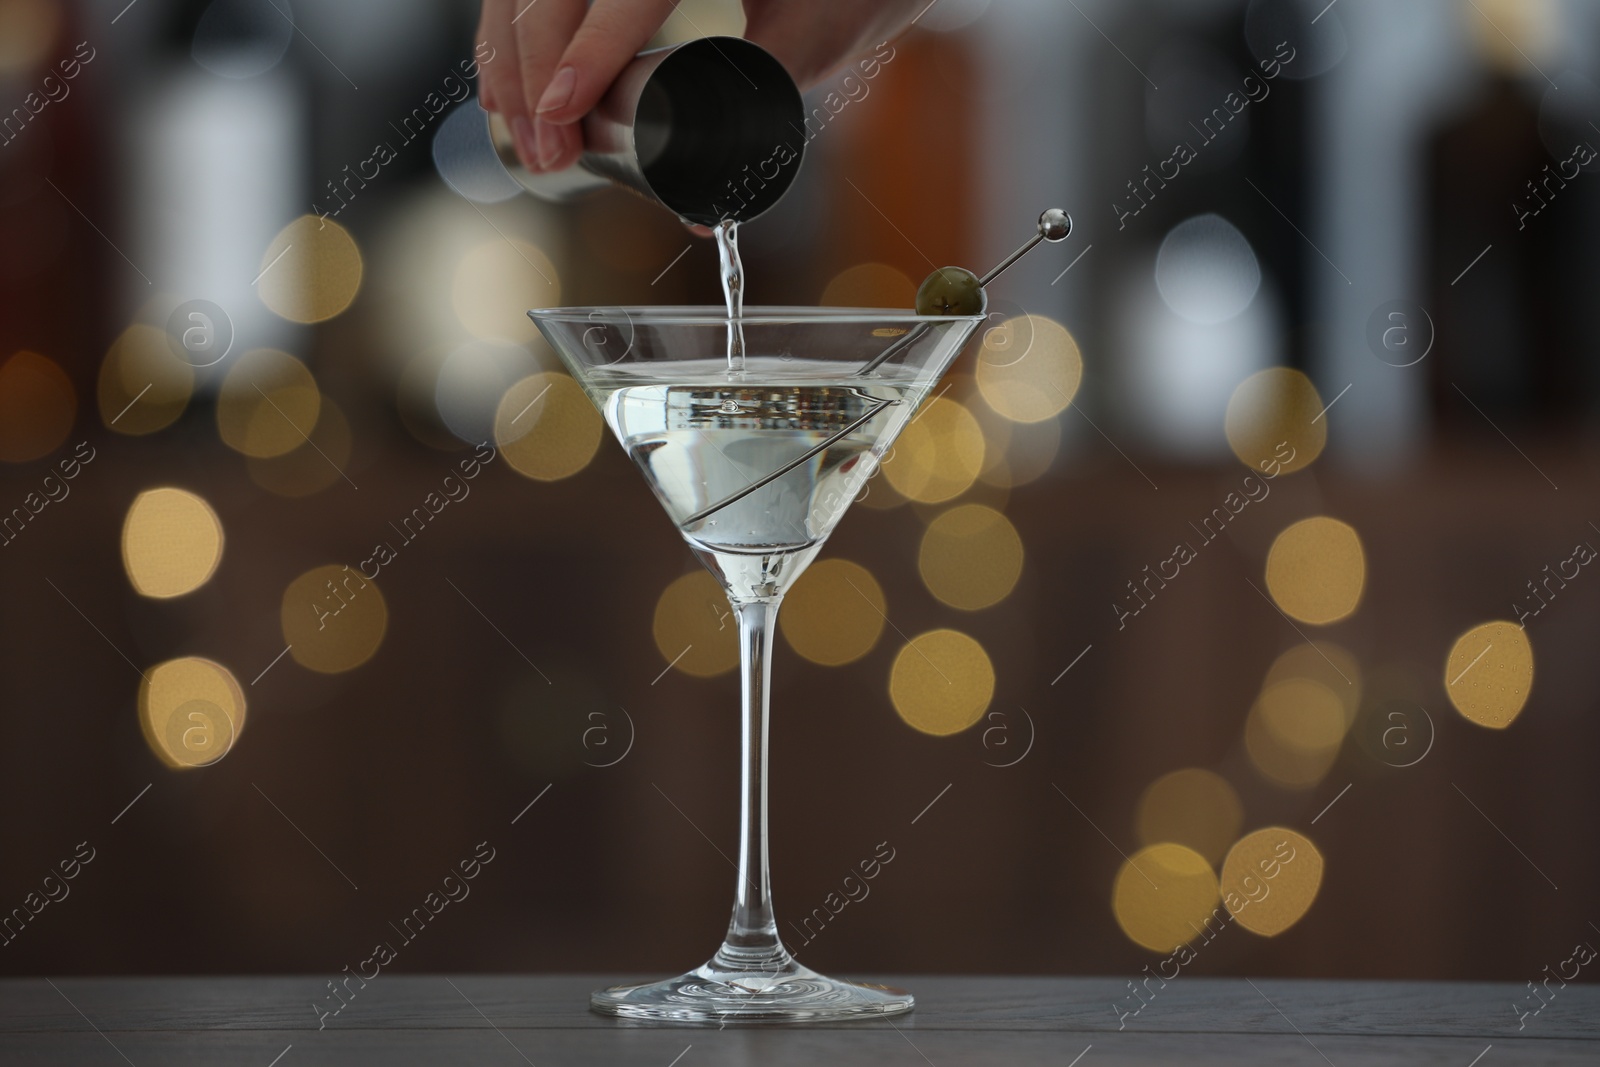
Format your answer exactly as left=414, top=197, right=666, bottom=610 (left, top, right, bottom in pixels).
left=530, top=306, right=984, bottom=1022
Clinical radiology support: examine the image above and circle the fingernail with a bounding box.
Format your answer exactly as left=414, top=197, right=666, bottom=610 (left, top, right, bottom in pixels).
left=536, top=118, right=563, bottom=170
left=536, top=66, right=576, bottom=114
left=513, top=116, right=539, bottom=170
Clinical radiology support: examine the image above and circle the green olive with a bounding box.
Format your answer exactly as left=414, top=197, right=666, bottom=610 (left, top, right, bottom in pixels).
left=916, top=266, right=986, bottom=316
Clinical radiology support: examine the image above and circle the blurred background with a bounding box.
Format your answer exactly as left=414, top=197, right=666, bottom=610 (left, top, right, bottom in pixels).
left=2, top=0, right=1598, bottom=984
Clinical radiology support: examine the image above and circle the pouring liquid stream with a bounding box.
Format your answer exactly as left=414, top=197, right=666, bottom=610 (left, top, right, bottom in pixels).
left=714, top=219, right=746, bottom=374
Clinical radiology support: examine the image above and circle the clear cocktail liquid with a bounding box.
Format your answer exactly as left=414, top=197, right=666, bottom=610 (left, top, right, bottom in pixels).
left=567, top=221, right=906, bottom=557
left=588, top=358, right=918, bottom=555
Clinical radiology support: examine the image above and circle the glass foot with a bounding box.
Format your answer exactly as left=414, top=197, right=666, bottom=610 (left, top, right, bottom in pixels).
left=590, top=960, right=913, bottom=1023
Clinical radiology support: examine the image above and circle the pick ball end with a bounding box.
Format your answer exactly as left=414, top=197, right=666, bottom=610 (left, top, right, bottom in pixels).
left=1039, top=208, right=1072, bottom=242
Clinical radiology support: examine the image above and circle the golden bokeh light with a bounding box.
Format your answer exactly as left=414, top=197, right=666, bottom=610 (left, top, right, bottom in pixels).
left=257, top=215, right=364, bottom=324
left=1244, top=682, right=1344, bottom=790
left=1264, top=642, right=1362, bottom=727
left=1135, top=769, right=1243, bottom=867
left=820, top=262, right=917, bottom=308
left=1221, top=827, right=1324, bottom=937
left=0, top=0, right=60, bottom=75
left=1445, top=621, right=1534, bottom=729
left=1112, top=843, right=1220, bottom=953
left=247, top=398, right=353, bottom=497
left=121, top=488, right=224, bottom=598
left=1265, top=517, right=1366, bottom=625
left=453, top=239, right=560, bottom=342
left=1257, top=678, right=1347, bottom=753
left=281, top=564, right=389, bottom=674
left=656, top=0, right=747, bottom=43
left=974, top=400, right=1011, bottom=480
left=1465, top=0, right=1556, bottom=75
left=652, top=570, right=739, bottom=678
left=918, top=504, right=1024, bottom=611
left=0, top=351, right=75, bottom=462
left=494, top=373, right=603, bottom=482
left=1224, top=368, right=1325, bottom=475
left=978, top=409, right=1061, bottom=489
left=889, top=629, right=994, bottom=736
left=881, top=396, right=985, bottom=504
left=975, top=314, right=1082, bottom=424
left=139, top=656, right=245, bottom=769
left=98, top=324, right=193, bottom=435
left=779, top=558, right=886, bottom=666
left=217, top=348, right=322, bottom=458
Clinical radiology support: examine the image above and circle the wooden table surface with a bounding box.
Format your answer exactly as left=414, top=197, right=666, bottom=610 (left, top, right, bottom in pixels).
left=3, top=975, right=1594, bottom=1065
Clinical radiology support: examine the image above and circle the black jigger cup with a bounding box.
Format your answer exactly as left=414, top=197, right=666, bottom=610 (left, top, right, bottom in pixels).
left=489, top=36, right=805, bottom=226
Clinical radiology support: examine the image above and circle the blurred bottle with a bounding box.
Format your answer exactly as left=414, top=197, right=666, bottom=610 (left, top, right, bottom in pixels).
left=1426, top=4, right=1600, bottom=431
left=127, top=0, right=306, bottom=382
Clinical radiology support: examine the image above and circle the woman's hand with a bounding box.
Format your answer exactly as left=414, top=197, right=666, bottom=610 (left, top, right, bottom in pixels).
left=476, top=0, right=929, bottom=174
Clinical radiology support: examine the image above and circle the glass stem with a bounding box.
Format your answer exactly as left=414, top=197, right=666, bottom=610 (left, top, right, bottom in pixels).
left=712, top=595, right=792, bottom=975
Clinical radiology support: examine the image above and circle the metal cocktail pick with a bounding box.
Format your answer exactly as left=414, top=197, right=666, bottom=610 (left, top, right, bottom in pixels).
left=980, top=207, right=1073, bottom=285
left=857, top=208, right=1073, bottom=375
left=683, top=210, right=1076, bottom=524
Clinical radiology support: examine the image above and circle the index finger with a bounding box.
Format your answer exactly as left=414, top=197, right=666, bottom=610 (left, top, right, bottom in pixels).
left=533, top=0, right=679, bottom=124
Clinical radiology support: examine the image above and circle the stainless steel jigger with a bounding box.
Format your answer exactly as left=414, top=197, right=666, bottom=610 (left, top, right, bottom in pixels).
left=488, top=36, right=805, bottom=226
